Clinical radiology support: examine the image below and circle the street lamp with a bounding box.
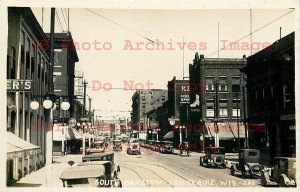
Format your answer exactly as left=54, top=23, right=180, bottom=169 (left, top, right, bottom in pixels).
left=169, top=117, right=182, bottom=154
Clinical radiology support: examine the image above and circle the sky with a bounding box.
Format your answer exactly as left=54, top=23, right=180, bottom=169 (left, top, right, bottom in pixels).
left=31, top=7, right=295, bottom=119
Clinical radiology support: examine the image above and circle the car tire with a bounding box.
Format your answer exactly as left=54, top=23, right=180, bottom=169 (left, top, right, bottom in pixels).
left=230, top=166, right=235, bottom=175
left=278, top=176, right=287, bottom=187
left=200, top=157, right=203, bottom=166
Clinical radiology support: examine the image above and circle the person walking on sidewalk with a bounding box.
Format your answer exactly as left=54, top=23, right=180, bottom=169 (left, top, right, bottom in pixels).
left=185, top=140, right=190, bottom=157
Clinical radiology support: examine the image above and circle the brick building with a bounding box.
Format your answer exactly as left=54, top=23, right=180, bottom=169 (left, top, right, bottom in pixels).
left=6, top=7, right=50, bottom=184
left=242, top=32, right=295, bottom=161
left=189, top=53, right=246, bottom=152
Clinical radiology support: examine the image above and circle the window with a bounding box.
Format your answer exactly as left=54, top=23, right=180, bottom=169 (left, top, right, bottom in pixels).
left=231, top=76, right=240, bottom=92
left=205, top=76, right=214, bottom=91
left=206, top=99, right=214, bottom=117
left=219, top=76, right=228, bottom=92
left=232, top=109, right=240, bottom=117
left=219, top=100, right=228, bottom=117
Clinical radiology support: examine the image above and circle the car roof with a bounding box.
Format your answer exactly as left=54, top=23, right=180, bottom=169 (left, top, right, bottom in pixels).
left=78, top=161, right=111, bottom=166
left=84, top=152, right=113, bottom=158
left=60, top=165, right=105, bottom=180
left=274, top=157, right=296, bottom=161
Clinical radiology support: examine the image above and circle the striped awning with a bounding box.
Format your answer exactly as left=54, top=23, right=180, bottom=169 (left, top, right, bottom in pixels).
left=7, top=132, right=40, bottom=159
left=205, top=123, right=245, bottom=140
left=163, top=131, right=174, bottom=139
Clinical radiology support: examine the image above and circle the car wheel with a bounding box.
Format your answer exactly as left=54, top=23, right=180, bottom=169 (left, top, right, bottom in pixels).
left=200, top=157, right=203, bottom=166
left=242, top=171, right=246, bottom=179
left=278, top=176, right=287, bottom=187
left=230, top=167, right=235, bottom=175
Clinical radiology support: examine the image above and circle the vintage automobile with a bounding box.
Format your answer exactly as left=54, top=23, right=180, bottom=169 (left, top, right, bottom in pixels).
left=86, top=141, right=105, bottom=155
left=261, top=157, right=296, bottom=187
left=159, top=141, right=174, bottom=154
left=230, top=149, right=264, bottom=178
left=59, top=164, right=121, bottom=188
left=113, top=140, right=122, bottom=151
left=81, top=152, right=121, bottom=186
left=200, top=147, right=226, bottom=168
left=146, top=140, right=155, bottom=149
left=127, top=142, right=141, bottom=155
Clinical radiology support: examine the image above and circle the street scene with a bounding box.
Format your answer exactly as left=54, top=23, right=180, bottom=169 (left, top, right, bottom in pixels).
left=5, top=1, right=297, bottom=190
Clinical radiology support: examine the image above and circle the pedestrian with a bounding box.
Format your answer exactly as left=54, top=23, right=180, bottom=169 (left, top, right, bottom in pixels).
left=185, top=141, right=189, bottom=156
left=179, top=142, right=183, bottom=154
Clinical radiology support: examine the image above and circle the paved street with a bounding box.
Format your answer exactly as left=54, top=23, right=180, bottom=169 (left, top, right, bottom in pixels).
left=10, top=143, right=262, bottom=188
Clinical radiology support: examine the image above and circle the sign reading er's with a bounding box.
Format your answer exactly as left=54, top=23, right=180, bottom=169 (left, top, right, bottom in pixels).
left=7, top=79, right=32, bottom=92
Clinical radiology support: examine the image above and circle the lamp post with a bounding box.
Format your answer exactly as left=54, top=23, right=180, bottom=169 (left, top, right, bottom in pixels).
left=169, top=117, right=182, bottom=154
left=30, top=96, right=70, bottom=159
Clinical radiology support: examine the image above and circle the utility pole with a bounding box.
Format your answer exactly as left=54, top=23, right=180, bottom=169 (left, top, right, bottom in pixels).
left=83, top=80, right=88, bottom=118
left=214, top=81, right=219, bottom=147
left=88, top=97, right=92, bottom=122
left=242, top=86, right=248, bottom=148
left=236, top=92, right=240, bottom=151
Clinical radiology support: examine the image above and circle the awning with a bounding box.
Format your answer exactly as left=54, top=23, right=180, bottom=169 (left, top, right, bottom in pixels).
left=205, top=123, right=245, bottom=140
left=65, top=128, right=82, bottom=140
left=7, top=132, right=40, bottom=159
left=163, top=131, right=174, bottom=139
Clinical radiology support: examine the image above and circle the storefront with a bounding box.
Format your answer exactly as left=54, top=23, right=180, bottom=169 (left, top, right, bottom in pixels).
left=7, top=132, right=40, bottom=185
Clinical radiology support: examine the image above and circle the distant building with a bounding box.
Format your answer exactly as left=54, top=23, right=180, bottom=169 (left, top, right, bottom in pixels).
left=242, top=32, right=295, bottom=161
left=131, top=89, right=168, bottom=133
left=189, top=53, right=246, bottom=152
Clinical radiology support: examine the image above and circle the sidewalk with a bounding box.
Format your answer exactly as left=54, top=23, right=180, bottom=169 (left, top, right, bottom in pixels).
left=8, top=154, right=82, bottom=187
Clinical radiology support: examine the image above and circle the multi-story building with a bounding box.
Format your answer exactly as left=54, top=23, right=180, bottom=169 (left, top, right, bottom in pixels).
left=242, top=32, right=295, bottom=161
left=131, top=89, right=168, bottom=133
left=6, top=7, right=50, bottom=184
left=189, top=53, right=246, bottom=152
left=45, top=32, right=79, bottom=122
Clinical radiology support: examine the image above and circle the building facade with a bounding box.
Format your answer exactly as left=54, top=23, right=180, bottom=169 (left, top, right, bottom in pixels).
left=45, top=32, right=79, bottom=123
left=242, top=32, right=295, bottom=161
left=6, top=7, right=51, bottom=184
left=131, top=89, right=168, bottom=133
left=189, top=53, right=246, bottom=152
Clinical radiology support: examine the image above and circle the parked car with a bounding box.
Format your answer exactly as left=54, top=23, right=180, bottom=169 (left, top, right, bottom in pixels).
left=60, top=153, right=122, bottom=188
left=81, top=152, right=121, bottom=185
left=113, top=140, right=122, bottom=151
left=200, top=147, right=226, bottom=168
left=261, top=157, right=296, bottom=187
left=230, top=149, right=264, bottom=178
left=87, top=141, right=105, bottom=155
left=127, top=142, right=141, bottom=155
left=160, top=141, right=174, bottom=154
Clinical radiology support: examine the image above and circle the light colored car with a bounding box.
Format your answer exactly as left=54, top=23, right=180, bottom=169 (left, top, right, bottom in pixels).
left=127, top=142, right=141, bottom=155
left=60, top=164, right=121, bottom=188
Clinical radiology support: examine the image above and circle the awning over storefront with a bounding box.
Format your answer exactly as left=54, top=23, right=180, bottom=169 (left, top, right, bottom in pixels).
left=7, top=132, right=40, bottom=159
left=205, top=123, right=245, bottom=140
left=163, top=131, right=174, bottom=139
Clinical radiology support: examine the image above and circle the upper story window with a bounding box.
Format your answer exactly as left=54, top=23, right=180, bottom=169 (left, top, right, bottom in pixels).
left=219, top=76, right=228, bottom=92
left=231, top=76, right=241, bottom=92
left=205, top=76, right=214, bottom=91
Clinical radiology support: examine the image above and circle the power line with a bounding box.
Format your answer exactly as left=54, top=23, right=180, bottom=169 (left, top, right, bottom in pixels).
left=60, top=8, right=68, bottom=29
left=55, top=10, right=64, bottom=32
left=180, top=9, right=294, bottom=78
left=85, top=8, right=155, bottom=43
left=207, top=9, right=294, bottom=58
